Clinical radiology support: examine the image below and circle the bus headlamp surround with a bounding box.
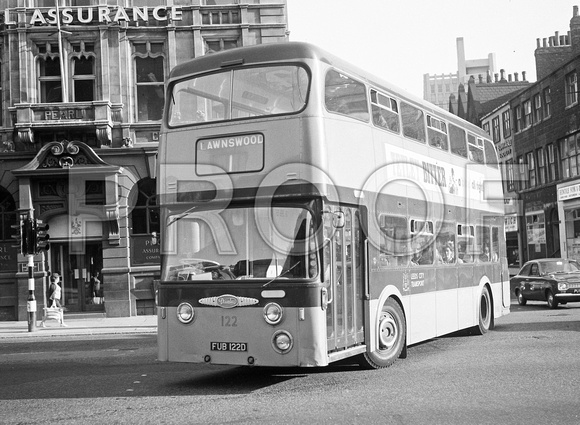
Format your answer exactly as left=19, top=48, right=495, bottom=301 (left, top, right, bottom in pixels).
left=272, top=330, right=293, bottom=354
left=263, top=302, right=283, bottom=325
left=177, top=302, right=195, bottom=324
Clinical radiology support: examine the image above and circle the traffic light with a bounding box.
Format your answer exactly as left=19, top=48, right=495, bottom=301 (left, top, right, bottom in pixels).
left=34, top=220, right=50, bottom=253
left=24, top=217, right=35, bottom=256
left=10, top=219, right=26, bottom=255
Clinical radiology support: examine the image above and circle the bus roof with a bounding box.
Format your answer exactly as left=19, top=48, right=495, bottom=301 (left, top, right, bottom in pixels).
left=169, top=42, right=489, bottom=138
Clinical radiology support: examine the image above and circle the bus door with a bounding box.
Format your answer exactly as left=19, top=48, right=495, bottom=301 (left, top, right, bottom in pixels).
left=325, top=208, right=365, bottom=353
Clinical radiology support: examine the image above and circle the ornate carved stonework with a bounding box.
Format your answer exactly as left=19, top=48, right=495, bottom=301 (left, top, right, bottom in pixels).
left=40, top=140, right=93, bottom=169
left=17, top=128, right=34, bottom=144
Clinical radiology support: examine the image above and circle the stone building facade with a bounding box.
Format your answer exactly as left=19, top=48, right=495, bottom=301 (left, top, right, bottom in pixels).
left=0, top=0, right=288, bottom=321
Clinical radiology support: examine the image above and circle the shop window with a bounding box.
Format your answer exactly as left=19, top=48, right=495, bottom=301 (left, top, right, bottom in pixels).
left=130, top=178, right=160, bottom=235
left=565, top=208, right=580, bottom=261
left=526, top=212, right=546, bottom=258
left=134, top=42, right=165, bottom=121
left=37, top=42, right=62, bottom=103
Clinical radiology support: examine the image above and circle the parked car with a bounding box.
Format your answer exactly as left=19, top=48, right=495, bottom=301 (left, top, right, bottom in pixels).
left=511, top=258, right=580, bottom=308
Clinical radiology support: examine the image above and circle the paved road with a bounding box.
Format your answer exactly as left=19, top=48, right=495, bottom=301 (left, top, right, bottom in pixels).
left=1, top=302, right=579, bottom=424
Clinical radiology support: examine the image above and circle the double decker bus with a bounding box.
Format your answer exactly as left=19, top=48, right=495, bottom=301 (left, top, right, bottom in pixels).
left=156, top=42, right=510, bottom=369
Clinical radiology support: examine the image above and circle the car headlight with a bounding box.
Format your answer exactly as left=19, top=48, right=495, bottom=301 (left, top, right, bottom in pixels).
left=263, top=302, right=283, bottom=325
left=558, top=282, right=568, bottom=291
left=177, top=302, right=195, bottom=324
left=272, top=330, right=293, bottom=354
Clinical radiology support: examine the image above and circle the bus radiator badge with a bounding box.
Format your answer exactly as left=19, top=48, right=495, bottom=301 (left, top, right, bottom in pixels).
left=199, top=294, right=259, bottom=309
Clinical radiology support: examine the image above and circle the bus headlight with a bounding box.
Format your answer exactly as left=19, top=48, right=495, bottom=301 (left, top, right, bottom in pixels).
left=263, top=302, right=283, bottom=325
left=177, top=302, right=195, bottom=324
left=272, top=330, right=293, bottom=354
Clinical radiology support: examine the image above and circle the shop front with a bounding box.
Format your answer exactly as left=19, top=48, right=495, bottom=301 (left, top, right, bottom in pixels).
left=520, top=187, right=558, bottom=262
left=557, top=180, right=580, bottom=262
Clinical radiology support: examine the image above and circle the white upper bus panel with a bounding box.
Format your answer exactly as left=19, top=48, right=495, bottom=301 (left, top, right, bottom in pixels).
left=168, top=65, right=309, bottom=126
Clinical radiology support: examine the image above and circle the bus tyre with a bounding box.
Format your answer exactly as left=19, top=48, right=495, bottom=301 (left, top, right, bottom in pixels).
left=474, top=285, right=492, bottom=335
left=359, top=298, right=405, bottom=369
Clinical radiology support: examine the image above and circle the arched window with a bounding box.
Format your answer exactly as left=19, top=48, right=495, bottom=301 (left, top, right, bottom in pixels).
left=0, top=189, right=16, bottom=242
left=130, top=179, right=159, bottom=235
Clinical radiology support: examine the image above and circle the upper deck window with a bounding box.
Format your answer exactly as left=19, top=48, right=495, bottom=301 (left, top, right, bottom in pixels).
left=325, top=69, right=369, bottom=121
left=370, top=89, right=400, bottom=133
left=467, top=134, right=484, bottom=164
left=426, top=115, right=448, bottom=150
left=168, top=65, right=309, bottom=126
left=449, top=123, right=467, bottom=158
left=400, top=102, right=426, bottom=143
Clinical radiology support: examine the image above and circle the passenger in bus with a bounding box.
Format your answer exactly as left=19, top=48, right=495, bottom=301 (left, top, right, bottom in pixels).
left=479, top=244, right=491, bottom=262
left=442, top=243, right=455, bottom=264
left=411, top=246, right=433, bottom=265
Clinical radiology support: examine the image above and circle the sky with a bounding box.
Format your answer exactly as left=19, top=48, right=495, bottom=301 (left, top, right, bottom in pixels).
left=287, top=0, right=578, bottom=98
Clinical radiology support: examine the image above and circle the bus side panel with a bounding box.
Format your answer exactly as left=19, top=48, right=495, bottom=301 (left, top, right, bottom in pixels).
left=405, top=267, right=435, bottom=344
left=436, top=266, right=459, bottom=336
left=457, top=264, right=475, bottom=329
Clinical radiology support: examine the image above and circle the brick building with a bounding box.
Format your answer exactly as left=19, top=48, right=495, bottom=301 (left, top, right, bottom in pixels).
left=0, top=0, right=288, bottom=321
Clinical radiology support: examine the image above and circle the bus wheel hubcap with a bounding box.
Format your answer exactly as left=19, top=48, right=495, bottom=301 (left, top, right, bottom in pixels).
left=378, top=313, right=397, bottom=350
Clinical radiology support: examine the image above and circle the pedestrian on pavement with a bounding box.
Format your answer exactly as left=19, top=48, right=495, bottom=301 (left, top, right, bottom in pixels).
left=48, top=273, right=63, bottom=308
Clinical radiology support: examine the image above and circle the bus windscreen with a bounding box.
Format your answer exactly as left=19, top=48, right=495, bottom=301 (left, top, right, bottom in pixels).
left=162, top=206, right=318, bottom=281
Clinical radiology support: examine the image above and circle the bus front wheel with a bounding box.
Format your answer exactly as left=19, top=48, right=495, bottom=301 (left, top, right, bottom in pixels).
left=359, top=298, right=406, bottom=369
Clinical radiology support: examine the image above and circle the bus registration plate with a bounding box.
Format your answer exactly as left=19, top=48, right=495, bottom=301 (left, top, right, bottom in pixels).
left=210, top=342, right=248, bottom=352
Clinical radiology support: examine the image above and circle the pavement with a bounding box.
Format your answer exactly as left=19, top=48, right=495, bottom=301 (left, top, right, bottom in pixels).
left=0, top=313, right=157, bottom=340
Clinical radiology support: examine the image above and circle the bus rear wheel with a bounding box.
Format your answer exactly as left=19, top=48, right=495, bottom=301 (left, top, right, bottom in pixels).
left=359, top=298, right=406, bottom=369
left=474, top=285, right=492, bottom=335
